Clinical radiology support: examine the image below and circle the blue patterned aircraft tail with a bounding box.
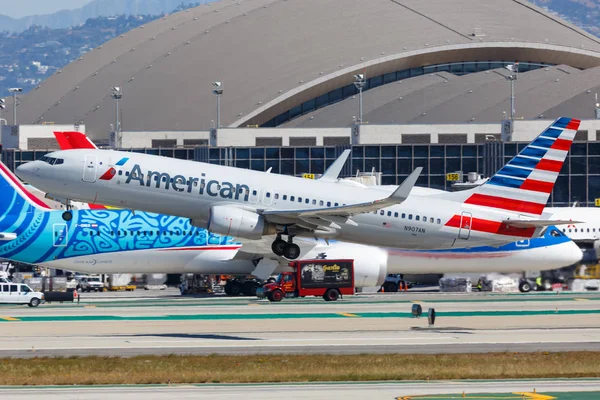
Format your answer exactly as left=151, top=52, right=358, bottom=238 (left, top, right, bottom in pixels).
left=0, top=161, right=51, bottom=215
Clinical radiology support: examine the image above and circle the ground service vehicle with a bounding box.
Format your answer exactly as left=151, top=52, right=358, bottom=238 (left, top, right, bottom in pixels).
left=258, top=259, right=355, bottom=302
left=78, top=275, right=104, bottom=292
left=0, top=283, right=44, bottom=307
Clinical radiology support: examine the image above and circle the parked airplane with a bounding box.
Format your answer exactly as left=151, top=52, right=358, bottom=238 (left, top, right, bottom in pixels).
left=546, top=207, right=600, bottom=255
left=0, top=159, right=582, bottom=293
left=17, top=118, right=579, bottom=259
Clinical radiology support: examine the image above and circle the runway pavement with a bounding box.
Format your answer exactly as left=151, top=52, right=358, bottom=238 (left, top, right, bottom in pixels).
left=0, top=291, right=598, bottom=357
left=1, top=379, right=600, bottom=399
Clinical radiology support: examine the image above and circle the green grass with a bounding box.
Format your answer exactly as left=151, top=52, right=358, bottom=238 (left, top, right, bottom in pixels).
left=0, top=352, right=599, bottom=385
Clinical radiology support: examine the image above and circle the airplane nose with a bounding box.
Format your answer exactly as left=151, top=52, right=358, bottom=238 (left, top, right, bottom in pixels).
left=16, top=162, right=40, bottom=182
left=565, top=242, right=584, bottom=266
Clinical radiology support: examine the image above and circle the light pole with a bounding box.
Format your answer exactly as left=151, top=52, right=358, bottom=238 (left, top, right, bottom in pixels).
left=212, top=82, right=223, bottom=128
left=8, top=88, right=22, bottom=125
left=112, top=87, right=122, bottom=148
left=505, top=63, right=518, bottom=140
left=353, top=74, right=366, bottom=123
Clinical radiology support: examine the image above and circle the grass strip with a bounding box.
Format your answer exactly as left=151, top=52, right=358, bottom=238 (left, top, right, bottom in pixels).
left=0, top=352, right=599, bottom=385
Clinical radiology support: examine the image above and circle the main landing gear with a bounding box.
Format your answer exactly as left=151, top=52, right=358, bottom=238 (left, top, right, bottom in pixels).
left=271, top=234, right=301, bottom=260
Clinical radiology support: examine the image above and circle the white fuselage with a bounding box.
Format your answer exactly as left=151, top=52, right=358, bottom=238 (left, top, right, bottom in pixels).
left=17, top=150, right=539, bottom=251
left=39, top=239, right=581, bottom=284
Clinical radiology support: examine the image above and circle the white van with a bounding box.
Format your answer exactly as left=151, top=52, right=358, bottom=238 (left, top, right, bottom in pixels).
left=0, top=283, right=44, bottom=307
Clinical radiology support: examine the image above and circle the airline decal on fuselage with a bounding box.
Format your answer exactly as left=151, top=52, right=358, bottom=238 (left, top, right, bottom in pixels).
left=124, top=164, right=250, bottom=202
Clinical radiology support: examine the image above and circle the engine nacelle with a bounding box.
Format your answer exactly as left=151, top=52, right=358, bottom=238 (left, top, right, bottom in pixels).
left=0, top=232, right=17, bottom=241
left=207, top=205, right=275, bottom=240
left=303, top=242, right=388, bottom=287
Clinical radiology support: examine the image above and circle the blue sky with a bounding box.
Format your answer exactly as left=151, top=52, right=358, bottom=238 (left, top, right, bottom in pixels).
left=0, top=0, right=91, bottom=18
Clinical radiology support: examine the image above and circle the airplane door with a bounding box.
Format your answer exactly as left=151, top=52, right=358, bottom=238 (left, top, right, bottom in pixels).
left=53, top=223, right=68, bottom=247
left=83, top=154, right=98, bottom=182
left=458, top=212, right=472, bottom=240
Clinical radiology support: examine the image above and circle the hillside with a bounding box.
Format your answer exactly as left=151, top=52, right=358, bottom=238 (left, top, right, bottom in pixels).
left=0, top=8, right=196, bottom=97
left=0, top=0, right=210, bottom=32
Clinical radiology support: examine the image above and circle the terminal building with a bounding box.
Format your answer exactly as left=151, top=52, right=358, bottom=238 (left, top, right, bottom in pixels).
left=1, top=0, right=600, bottom=207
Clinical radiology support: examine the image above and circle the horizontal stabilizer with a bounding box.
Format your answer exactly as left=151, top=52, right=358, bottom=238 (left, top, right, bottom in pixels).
left=502, top=219, right=583, bottom=229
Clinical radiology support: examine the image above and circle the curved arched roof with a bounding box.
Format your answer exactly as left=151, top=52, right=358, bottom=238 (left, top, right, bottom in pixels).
left=15, top=0, right=600, bottom=137
left=284, top=64, right=600, bottom=127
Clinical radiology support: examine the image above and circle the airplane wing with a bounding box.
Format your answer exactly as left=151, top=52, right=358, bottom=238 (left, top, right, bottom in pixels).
left=262, top=167, right=422, bottom=222
left=502, top=219, right=584, bottom=228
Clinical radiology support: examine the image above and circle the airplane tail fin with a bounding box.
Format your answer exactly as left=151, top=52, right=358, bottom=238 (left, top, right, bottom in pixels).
left=0, top=161, right=51, bottom=214
left=53, top=131, right=97, bottom=150
left=439, top=117, right=580, bottom=216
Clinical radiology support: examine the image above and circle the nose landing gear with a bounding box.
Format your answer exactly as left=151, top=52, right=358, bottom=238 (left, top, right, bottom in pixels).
left=271, top=234, right=301, bottom=260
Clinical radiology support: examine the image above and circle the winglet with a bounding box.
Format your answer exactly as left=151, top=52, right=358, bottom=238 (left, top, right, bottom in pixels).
left=319, top=149, right=351, bottom=182
left=389, top=167, right=422, bottom=203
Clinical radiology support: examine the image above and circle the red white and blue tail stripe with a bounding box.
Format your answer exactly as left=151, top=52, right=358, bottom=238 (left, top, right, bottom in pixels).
left=465, top=117, right=580, bottom=216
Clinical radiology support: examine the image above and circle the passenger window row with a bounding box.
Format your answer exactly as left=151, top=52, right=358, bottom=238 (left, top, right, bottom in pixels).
left=563, top=227, right=598, bottom=233
left=254, top=190, right=340, bottom=208
left=374, top=210, right=442, bottom=224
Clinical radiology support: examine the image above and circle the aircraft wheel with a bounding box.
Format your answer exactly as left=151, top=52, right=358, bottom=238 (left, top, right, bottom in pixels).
left=271, top=239, right=287, bottom=256
left=283, top=243, right=301, bottom=260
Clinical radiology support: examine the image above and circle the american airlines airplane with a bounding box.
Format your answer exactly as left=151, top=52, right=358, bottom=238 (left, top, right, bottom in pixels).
left=16, top=118, right=580, bottom=259
left=55, top=130, right=600, bottom=253
left=0, top=160, right=583, bottom=293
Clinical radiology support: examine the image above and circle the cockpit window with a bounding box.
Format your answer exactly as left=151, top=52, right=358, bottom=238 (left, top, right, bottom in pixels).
left=39, top=156, right=64, bottom=166
left=550, top=229, right=563, bottom=237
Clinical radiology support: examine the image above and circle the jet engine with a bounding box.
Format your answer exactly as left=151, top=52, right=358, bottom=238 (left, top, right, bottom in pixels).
left=0, top=232, right=17, bottom=241
left=303, top=241, right=388, bottom=287
left=207, top=205, right=276, bottom=240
